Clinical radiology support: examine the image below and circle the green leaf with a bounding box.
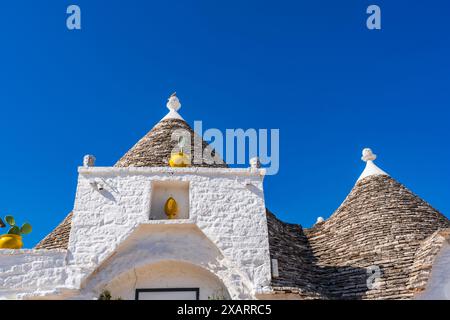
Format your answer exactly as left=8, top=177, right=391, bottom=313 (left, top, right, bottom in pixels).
left=8, top=226, right=20, bottom=235
left=20, top=223, right=32, bottom=235
left=5, top=215, right=15, bottom=226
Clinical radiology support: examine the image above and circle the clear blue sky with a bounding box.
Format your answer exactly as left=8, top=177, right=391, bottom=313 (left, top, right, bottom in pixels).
left=0, top=1, right=449, bottom=248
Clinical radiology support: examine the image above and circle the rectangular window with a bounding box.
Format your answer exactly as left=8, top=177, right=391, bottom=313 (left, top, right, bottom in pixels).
left=135, top=288, right=199, bottom=300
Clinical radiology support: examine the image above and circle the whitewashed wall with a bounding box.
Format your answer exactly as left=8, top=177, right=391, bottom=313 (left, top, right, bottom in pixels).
left=72, top=224, right=254, bottom=299
left=0, top=167, right=271, bottom=299
left=0, top=249, right=68, bottom=299
left=68, top=167, right=271, bottom=298
left=108, top=260, right=230, bottom=300
left=74, top=225, right=241, bottom=299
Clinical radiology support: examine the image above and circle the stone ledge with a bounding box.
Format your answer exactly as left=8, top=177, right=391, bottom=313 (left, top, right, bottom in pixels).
left=0, top=249, right=67, bottom=256
left=78, top=166, right=266, bottom=177
left=144, top=218, right=196, bottom=225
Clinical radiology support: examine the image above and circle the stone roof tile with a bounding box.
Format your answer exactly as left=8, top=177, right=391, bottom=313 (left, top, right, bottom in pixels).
left=268, top=175, right=450, bottom=299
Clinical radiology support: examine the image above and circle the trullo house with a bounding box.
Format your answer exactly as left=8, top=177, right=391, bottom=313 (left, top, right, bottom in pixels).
left=0, top=94, right=449, bottom=300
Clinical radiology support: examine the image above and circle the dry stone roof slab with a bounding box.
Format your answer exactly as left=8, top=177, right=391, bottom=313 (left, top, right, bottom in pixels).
left=35, top=211, right=73, bottom=250
left=268, top=175, right=450, bottom=299
left=115, top=118, right=227, bottom=168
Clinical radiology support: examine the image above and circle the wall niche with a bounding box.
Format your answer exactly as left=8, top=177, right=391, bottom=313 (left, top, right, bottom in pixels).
left=150, top=181, right=190, bottom=220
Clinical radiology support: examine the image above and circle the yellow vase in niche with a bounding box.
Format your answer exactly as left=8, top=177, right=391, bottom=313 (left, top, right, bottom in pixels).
left=164, top=197, right=179, bottom=219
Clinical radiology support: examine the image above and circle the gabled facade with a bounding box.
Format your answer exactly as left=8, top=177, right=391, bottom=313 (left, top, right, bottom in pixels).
left=0, top=95, right=449, bottom=300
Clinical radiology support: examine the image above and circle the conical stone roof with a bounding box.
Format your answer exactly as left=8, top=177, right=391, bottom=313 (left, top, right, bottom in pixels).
left=268, top=149, right=450, bottom=299
left=36, top=95, right=226, bottom=250
left=115, top=118, right=226, bottom=168
left=34, top=212, right=73, bottom=250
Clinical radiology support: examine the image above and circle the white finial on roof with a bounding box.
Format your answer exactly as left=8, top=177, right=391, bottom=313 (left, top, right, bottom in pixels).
left=316, top=217, right=325, bottom=224
left=167, top=92, right=181, bottom=111
left=162, top=92, right=184, bottom=121
left=362, top=148, right=377, bottom=162
left=357, top=148, right=388, bottom=181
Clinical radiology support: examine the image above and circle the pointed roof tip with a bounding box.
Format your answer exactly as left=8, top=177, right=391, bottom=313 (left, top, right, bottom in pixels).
left=161, top=109, right=184, bottom=121
left=115, top=92, right=228, bottom=169
left=167, top=91, right=181, bottom=111
left=357, top=148, right=389, bottom=182
left=161, top=91, right=184, bottom=121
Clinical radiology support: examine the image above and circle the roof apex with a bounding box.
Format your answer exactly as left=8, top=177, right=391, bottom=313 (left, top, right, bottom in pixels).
left=161, top=92, right=184, bottom=121
left=115, top=93, right=227, bottom=168
left=357, top=148, right=388, bottom=181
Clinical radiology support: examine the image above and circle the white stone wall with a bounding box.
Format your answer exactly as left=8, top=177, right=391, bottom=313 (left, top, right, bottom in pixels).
left=74, top=224, right=249, bottom=299
left=0, top=167, right=271, bottom=299
left=109, top=261, right=230, bottom=300
left=0, top=249, right=67, bottom=299
left=67, top=167, right=271, bottom=298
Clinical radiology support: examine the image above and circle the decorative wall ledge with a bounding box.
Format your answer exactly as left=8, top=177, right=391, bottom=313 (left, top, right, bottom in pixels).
left=78, top=166, right=266, bottom=177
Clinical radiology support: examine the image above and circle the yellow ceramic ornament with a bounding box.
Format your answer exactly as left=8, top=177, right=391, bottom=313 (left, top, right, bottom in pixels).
left=0, top=234, right=23, bottom=249
left=169, top=152, right=190, bottom=167
left=164, top=197, right=179, bottom=219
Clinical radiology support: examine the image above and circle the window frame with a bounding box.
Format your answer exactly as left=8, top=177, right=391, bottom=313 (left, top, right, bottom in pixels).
left=135, top=288, right=200, bottom=300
